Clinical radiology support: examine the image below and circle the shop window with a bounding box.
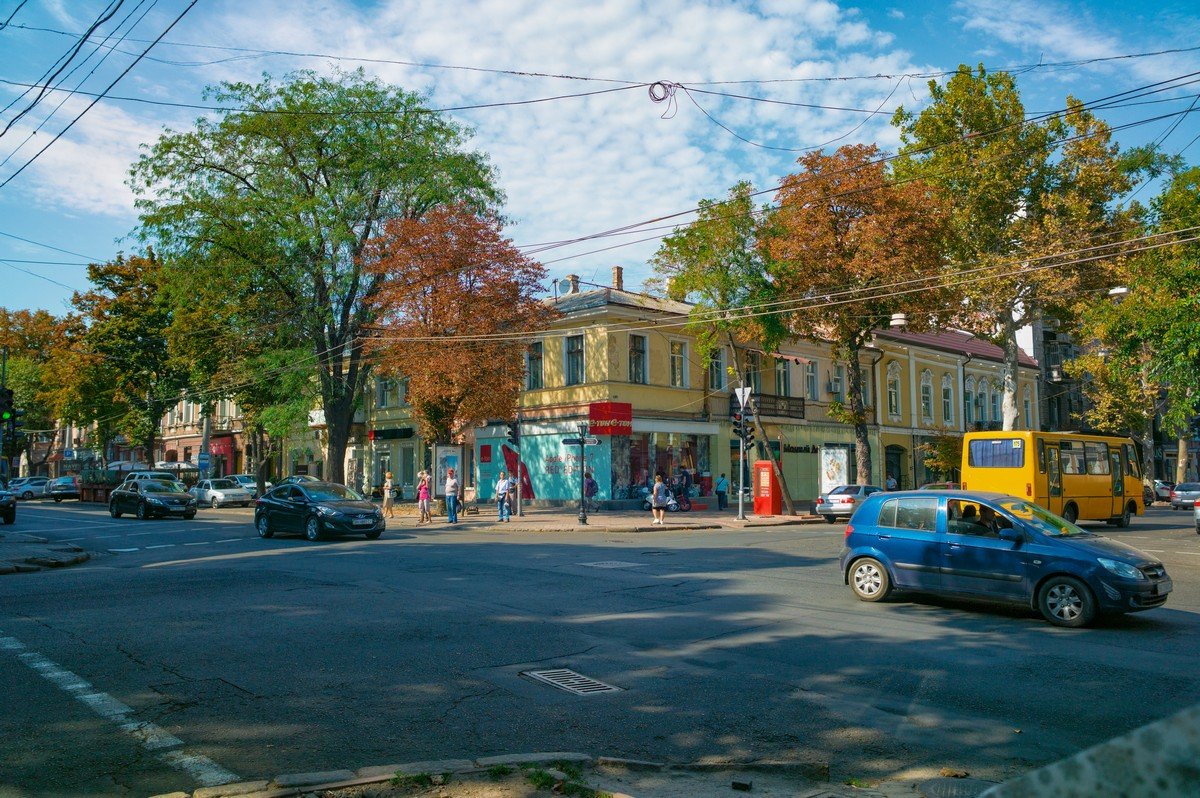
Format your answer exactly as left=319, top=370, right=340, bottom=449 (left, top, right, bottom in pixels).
left=566, top=335, right=584, bottom=386
left=629, top=335, right=648, bottom=384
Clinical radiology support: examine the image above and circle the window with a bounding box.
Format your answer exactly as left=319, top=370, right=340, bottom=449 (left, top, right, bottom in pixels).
left=964, top=378, right=975, bottom=425
left=775, top=358, right=790, bottom=397
left=942, top=375, right=954, bottom=425
left=975, top=381, right=987, bottom=425
left=526, top=342, right=543, bottom=390
left=1060, top=441, right=1084, bottom=474
left=669, top=340, right=687, bottom=388
left=968, top=438, right=1026, bottom=468
left=991, top=388, right=1001, bottom=423
left=1084, top=441, right=1111, bottom=475
left=877, top=497, right=938, bottom=532
left=1123, top=444, right=1142, bottom=479
left=376, top=378, right=391, bottom=409
left=805, top=361, right=818, bottom=401
left=1023, top=387, right=1032, bottom=430
left=709, top=349, right=725, bottom=390
left=886, top=362, right=901, bottom=417
left=629, top=335, right=647, bottom=384
left=566, top=335, right=584, bottom=386
left=744, top=352, right=761, bottom=393
left=920, top=369, right=934, bottom=422
left=860, top=367, right=871, bottom=407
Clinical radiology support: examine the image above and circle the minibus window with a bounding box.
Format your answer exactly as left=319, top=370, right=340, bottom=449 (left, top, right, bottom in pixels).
left=968, top=438, right=1025, bottom=468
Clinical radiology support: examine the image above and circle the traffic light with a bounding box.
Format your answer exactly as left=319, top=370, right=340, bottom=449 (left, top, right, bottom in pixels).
left=0, top=387, right=12, bottom=423
left=505, top=419, right=520, bottom=448
left=742, top=414, right=756, bottom=447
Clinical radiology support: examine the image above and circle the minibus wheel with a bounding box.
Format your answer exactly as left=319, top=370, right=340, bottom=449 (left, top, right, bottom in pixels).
left=1062, top=503, right=1078, bottom=524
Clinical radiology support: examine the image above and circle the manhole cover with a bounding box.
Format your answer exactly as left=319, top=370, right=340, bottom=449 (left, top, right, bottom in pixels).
left=578, top=561, right=643, bottom=569
left=523, top=668, right=622, bottom=695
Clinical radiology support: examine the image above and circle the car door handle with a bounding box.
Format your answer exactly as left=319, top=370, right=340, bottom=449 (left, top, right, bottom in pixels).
left=877, top=534, right=892, bottom=540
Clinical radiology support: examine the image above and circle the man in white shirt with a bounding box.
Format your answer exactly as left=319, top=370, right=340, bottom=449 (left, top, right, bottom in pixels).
left=445, top=468, right=461, bottom=523
left=495, top=470, right=511, bottom=522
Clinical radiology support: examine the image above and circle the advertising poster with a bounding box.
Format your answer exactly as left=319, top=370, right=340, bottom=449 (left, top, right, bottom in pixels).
left=434, top=445, right=463, bottom=498
left=820, top=446, right=849, bottom=495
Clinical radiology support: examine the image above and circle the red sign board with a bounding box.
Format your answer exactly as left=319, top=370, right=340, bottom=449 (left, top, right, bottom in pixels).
left=588, top=402, right=633, bottom=435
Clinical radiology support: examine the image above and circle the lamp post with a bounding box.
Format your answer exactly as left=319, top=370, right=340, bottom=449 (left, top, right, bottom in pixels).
left=577, top=422, right=588, bottom=525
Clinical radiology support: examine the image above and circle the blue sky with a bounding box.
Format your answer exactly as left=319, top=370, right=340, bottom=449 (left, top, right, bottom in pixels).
left=1, top=0, right=1197, bottom=315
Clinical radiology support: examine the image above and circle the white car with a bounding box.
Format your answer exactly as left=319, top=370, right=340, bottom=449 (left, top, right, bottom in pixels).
left=1194, top=503, right=1199, bottom=535
left=231, top=474, right=272, bottom=497
left=190, top=478, right=254, bottom=509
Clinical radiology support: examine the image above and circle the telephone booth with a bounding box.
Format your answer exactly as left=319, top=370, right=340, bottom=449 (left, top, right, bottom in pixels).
left=753, top=460, right=782, bottom=516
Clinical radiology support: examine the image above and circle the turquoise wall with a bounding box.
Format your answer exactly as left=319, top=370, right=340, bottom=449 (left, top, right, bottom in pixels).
left=476, top=433, right=612, bottom=502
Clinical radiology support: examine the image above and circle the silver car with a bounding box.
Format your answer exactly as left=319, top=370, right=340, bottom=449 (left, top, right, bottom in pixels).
left=1170, top=482, right=1200, bottom=511
left=190, top=478, right=254, bottom=509
left=1194, top=503, right=1199, bottom=534
left=11, top=477, right=49, bottom=499
left=815, top=484, right=883, bottom=523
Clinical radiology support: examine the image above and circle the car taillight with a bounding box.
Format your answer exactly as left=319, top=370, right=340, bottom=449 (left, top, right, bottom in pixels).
left=1171, top=491, right=1178, bottom=499
left=815, top=497, right=823, bottom=505
left=844, top=524, right=853, bottom=538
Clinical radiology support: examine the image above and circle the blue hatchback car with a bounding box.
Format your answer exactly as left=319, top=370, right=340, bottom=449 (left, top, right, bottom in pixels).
left=838, top=490, right=1173, bottom=627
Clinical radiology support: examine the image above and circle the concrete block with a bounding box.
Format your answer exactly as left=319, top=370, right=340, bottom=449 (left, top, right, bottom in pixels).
left=357, top=760, right=475, bottom=779
left=271, top=769, right=355, bottom=788
left=194, top=780, right=271, bottom=798
left=148, top=793, right=191, bottom=798
left=474, top=752, right=591, bottom=767
left=595, top=757, right=666, bottom=771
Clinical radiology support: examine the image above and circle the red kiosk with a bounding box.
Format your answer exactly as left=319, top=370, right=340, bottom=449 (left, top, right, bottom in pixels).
left=753, top=460, right=782, bottom=516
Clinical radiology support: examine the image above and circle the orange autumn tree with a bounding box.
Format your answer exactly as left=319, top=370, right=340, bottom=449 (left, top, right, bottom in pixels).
left=365, top=204, right=551, bottom=444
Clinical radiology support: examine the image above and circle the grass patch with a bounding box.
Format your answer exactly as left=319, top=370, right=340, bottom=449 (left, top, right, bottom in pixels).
left=488, top=764, right=515, bottom=778
left=391, top=771, right=434, bottom=788
left=844, top=776, right=875, bottom=788
left=552, top=760, right=584, bottom=781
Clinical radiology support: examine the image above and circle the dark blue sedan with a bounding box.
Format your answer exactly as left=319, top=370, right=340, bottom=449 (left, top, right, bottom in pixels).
left=838, top=490, right=1172, bottom=627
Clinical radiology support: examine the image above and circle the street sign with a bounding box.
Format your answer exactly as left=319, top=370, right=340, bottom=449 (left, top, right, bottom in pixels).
left=561, top=437, right=601, bottom=447
left=735, top=386, right=752, bottom=408
left=197, top=452, right=211, bottom=467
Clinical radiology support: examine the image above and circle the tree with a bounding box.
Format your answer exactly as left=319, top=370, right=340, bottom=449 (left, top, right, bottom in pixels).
left=917, top=430, right=964, bottom=481
left=764, top=144, right=949, bottom=485
left=62, top=253, right=187, bottom=464
left=131, top=69, right=501, bottom=482
left=649, top=181, right=798, bottom=514
left=1, top=309, right=69, bottom=469
left=892, top=66, right=1155, bottom=430
left=364, top=204, right=549, bottom=444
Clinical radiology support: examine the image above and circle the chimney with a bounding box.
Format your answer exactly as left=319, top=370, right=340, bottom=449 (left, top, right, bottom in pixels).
left=567, top=274, right=580, bottom=294
left=612, top=265, right=624, bottom=292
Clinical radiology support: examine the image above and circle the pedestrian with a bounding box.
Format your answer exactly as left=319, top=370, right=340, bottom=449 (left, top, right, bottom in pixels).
left=584, top=471, right=598, bottom=510
left=445, top=467, right=461, bottom=524
left=650, top=473, right=669, bottom=525
left=416, top=471, right=431, bottom=524
left=495, top=470, right=511, bottom=522
left=886, top=473, right=898, bottom=491
left=715, top=472, right=729, bottom=511
left=382, top=471, right=395, bottom=518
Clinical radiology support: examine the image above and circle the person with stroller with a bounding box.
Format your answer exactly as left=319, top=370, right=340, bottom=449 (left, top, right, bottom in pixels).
left=650, top=473, right=669, bottom=525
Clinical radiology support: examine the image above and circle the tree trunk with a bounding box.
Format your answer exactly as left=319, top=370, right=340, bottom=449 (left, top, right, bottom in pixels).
left=1001, top=315, right=1021, bottom=431
left=726, top=332, right=797, bottom=516
left=1177, top=436, right=1191, bottom=484
left=199, top=402, right=213, bottom=479
left=845, top=354, right=873, bottom=484
left=324, top=391, right=355, bottom=485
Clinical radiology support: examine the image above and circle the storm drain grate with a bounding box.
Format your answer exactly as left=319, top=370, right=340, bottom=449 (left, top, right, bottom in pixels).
left=578, top=561, right=643, bottom=569
left=523, top=668, right=622, bottom=695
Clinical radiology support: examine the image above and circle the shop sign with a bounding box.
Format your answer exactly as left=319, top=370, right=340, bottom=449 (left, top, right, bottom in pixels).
left=588, top=402, right=632, bottom=435
left=783, top=444, right=819, bottom=454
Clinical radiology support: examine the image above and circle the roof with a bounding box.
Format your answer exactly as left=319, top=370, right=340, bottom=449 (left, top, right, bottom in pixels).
left=873, top=328, right=1039, bottom=368
left=547, top=288, right=693, bottom=318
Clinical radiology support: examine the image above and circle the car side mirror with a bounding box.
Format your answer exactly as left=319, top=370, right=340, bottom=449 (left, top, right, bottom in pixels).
left=998, top=526, right=1022, bottom=542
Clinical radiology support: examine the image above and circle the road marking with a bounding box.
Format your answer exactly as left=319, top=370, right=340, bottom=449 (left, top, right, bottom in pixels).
left=0, top=631, right=240, bottom=787
left=184, top=541, right=208, bottom=546
left=108, top=548, right=140, bottom=553
left=214, top=539, right=240, bottom=543
left=145, top=544, right=176, bottom=550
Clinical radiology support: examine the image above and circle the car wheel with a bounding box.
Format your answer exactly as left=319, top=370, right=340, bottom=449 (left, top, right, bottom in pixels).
left=136, top=503, right=148, bottom=520
left=849, top=557, right=891, bottom=602
left=21, top=491, right=32, bottom=500
left=211, top=497, right=220, bottom=510
left=183, top=512, right=196, bottom=520
left=304, top=515, right=322, bottom=541
left=1037, top=576, right=1095, bottom=628
left=54, top=497, right=62, bottom=503
left=1062, top=503, right=1078, bottom=524
left=109, top=502, right=122, bottom=519
left=365, top=527, right=383, bottom=540
left=256, top=514, right=274, bottom=538
left=822, top=515, right=836, bottom=524
left=2, top=513, right=13, bottom=525
left=1117, top=502, right=1133, bottom=528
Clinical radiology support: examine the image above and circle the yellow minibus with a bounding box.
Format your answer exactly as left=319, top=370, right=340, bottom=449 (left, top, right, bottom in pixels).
left=960, top=431, right=1144, bottom=526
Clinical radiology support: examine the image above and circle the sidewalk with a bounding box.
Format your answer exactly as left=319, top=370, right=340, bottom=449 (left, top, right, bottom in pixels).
left=0, top=529, right=89, bottom=574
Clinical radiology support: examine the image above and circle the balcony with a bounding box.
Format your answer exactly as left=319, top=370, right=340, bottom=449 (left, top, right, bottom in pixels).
left=728, top=392, right=805, bottom=421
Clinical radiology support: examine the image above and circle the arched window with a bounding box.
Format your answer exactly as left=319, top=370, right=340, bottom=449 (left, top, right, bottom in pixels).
left=941, top=374, right=954, bottom=425
left=991, top=383, right=1002, bottom=423
left=886, top=362, right=902, bottom=419
left=920, top=369, right=934, bottom=422
left=1023, top=386, right=1033, bottom=430
left=975, top=380, right=988, bottom=425
left=964, top=377, right=976, bottom=425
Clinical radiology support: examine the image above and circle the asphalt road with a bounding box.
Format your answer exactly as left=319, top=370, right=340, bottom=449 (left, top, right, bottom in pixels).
left=1, top=501, right=1198, bottom=797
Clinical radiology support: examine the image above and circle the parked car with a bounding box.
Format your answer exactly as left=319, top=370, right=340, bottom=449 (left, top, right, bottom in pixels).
left=231, top=474, right=273, bottom=497
left=0, top=485, right=15, bottom=524
left=279, top=474, right=321, bottom=486
left=815, top=484, right=883, bottom=523
left=254, top=481, right=384, bottom=541
left=11, top=476, right=49, bottom=499
left=48, top=476, right=80, bottom=502
left=109, top=480, right=198, bottom=520
left=190, top=478, right=254, bottom=509
left=1169, top=482, right=1200, bottom=511
left=838, top=489, right=1172, bottom=627
left=122, top=470, right=182, bottom=485
left=918, top=481, right=960, bottom=490
left=1154, top=480, right=1174, bottom=501
left=1194, top=503, right=1200, bottom=535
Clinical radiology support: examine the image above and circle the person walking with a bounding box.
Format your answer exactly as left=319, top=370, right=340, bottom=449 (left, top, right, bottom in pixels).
left=495, top=470, right=511, bottom=522
left=382, top=471, right=395, bottom=519
left=650, top=473, right=669, bottom=525
left=583, top=471, right=599, bottom=512
left=416, top=471, right=431, bottom=524
left=886, top=473, right=898, bottom=491
left=714, top=472, right=729, bottom=511
left=445, top=468, right=461, bottom=524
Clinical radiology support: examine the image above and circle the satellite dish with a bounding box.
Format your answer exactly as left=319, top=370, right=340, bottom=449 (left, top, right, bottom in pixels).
left=558, top=278, right=574, bottom=294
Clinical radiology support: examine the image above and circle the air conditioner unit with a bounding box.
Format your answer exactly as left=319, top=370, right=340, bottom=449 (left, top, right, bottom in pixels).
left=827, top=377, right=843, bottom=394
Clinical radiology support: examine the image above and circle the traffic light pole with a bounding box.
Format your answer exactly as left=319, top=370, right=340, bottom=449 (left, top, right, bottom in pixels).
left=737, top=431, right=747, bottom=521
left=514, top=411, right=523, bottom=518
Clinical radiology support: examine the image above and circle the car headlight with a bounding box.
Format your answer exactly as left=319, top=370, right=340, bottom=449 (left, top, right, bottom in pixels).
left=1098, top=558, right=1143, bottom=580
left=147, top=497, right=166, bottom=505
left=316, top=505, right=341, bottom=517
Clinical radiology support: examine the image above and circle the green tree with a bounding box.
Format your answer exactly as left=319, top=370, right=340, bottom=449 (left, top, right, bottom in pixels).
left=1, top=309, right=69, bottom=469
left=892, top=66, right=1155, bottom=430
left=131, top=69, right=501, bottom=483
left=649, top=181, right=797, bottom=514
left=764, top=144, right=949, bottom=486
